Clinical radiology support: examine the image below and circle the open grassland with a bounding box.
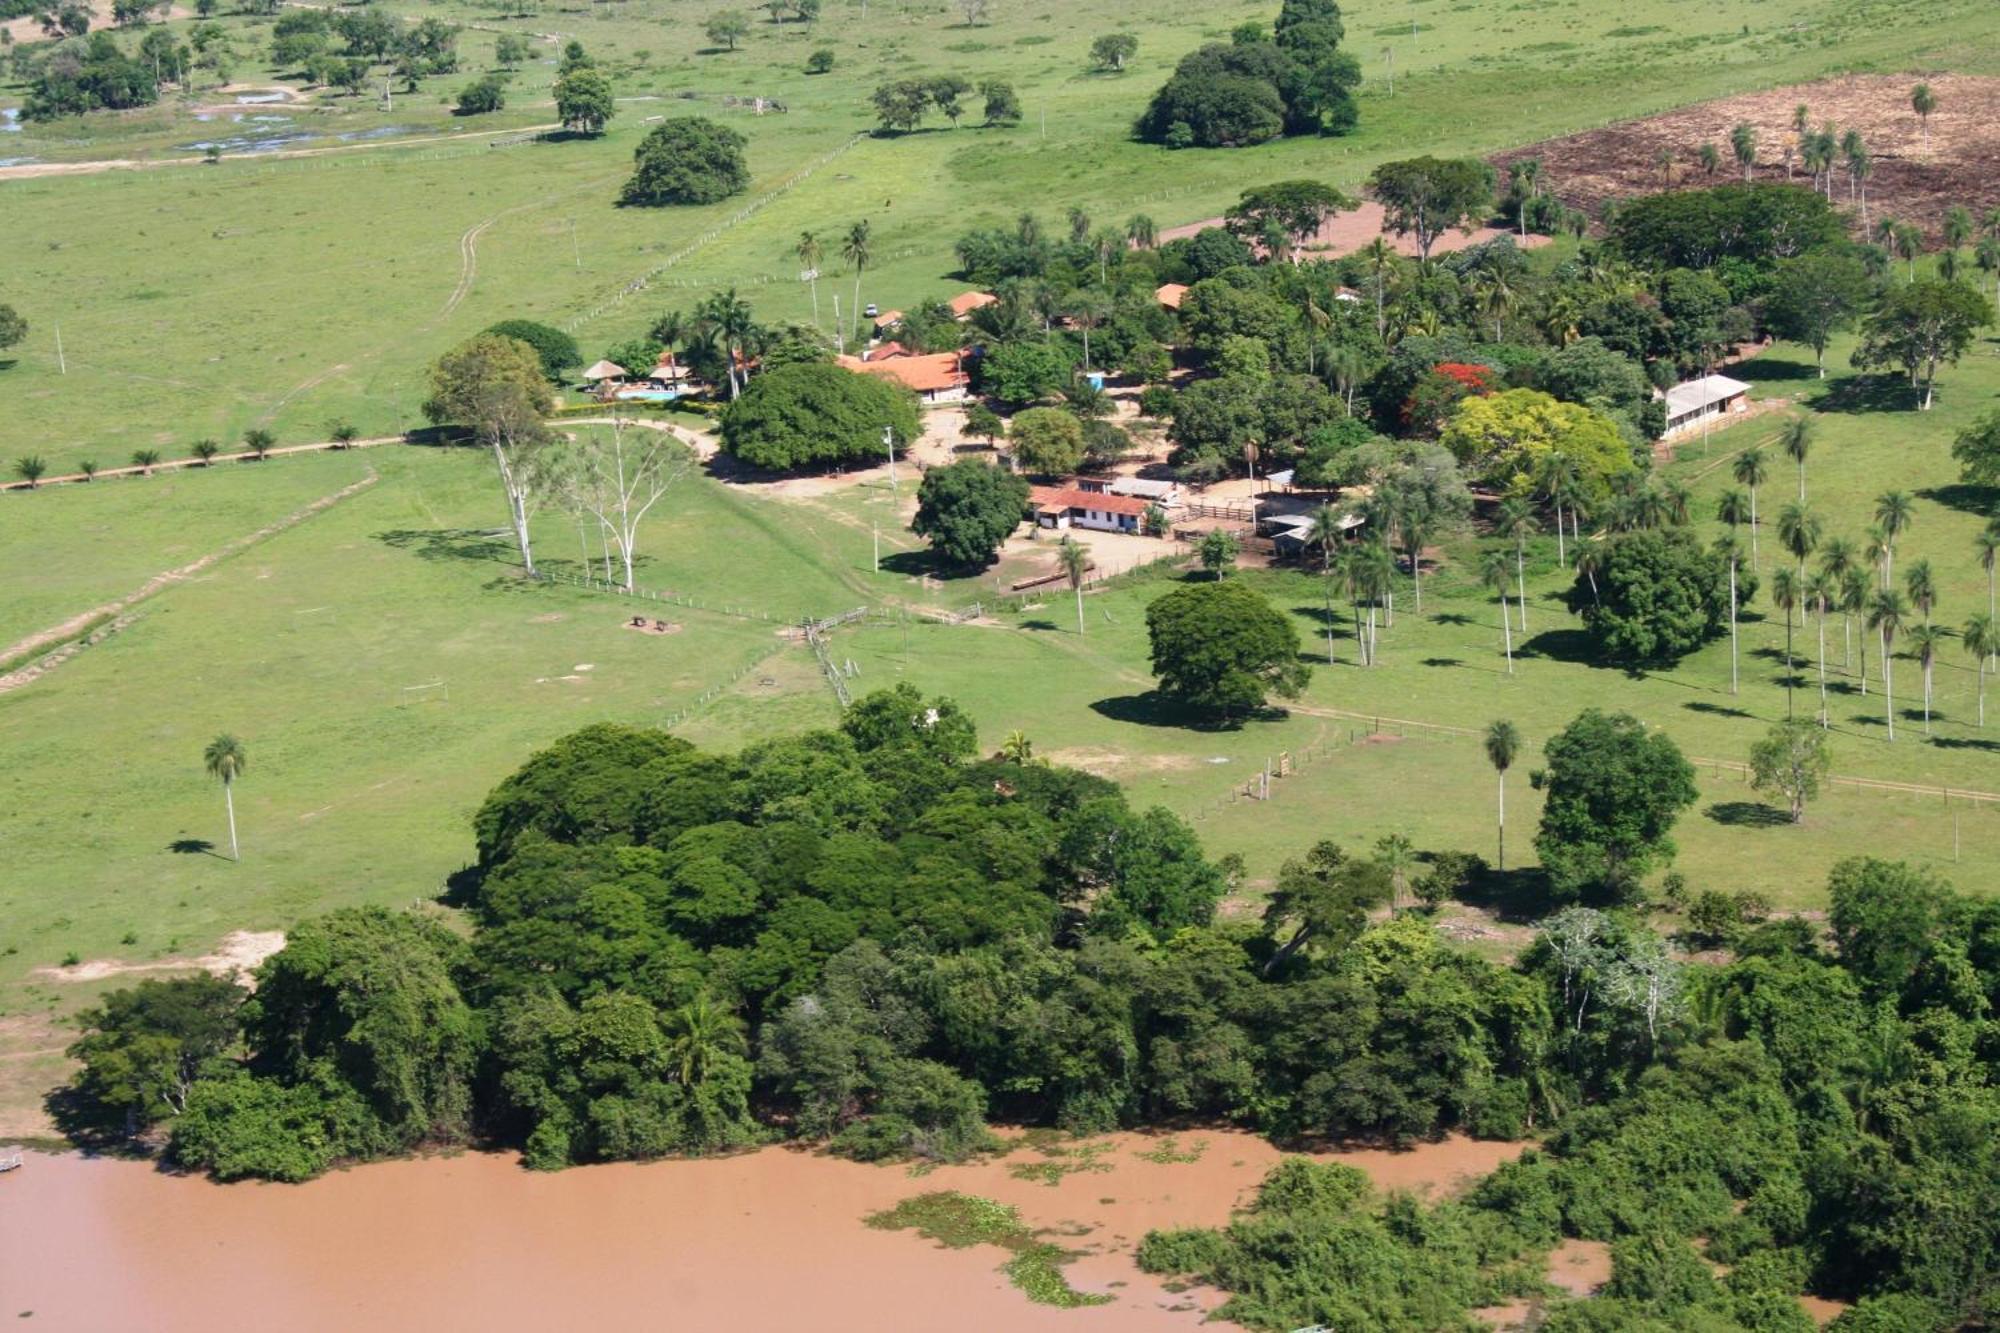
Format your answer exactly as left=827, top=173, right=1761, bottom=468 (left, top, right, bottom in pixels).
left=8, top=0, right=2000, bottom=467
left=4, top=315, right=2000, bottom=1129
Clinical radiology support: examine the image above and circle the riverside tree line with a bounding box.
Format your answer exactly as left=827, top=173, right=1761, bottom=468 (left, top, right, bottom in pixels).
left=55, top=692, right=2000, bottom=1330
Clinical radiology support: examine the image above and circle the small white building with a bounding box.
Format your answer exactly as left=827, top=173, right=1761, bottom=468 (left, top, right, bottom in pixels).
left=1029, top=485, right=1151, bottom=534
left=1662, top=374, right=1751, bottom=439
left=1079, top=475, right=1180, bottom=508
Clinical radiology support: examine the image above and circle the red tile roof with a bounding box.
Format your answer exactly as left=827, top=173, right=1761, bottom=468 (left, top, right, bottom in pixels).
left=836, top=351, right=968, bottom=394
left=1156, top=283, right=1188, bottom=310
left=948, top=291, right=998, bottom=318
left=1030, top=485, right=1152, bottom=517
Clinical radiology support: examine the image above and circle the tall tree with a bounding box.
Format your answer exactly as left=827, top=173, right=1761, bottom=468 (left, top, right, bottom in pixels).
left=1497, top=498, right=1537, bottom=633
left=1729, top=121, right=1757, bottom=180
left=1873, top=491, right=1914, bottom=586
left=1307, top=503, right=1347, bottom=664
left=1904, top=557, right=1936, bottom=627
left=566, top=418, right=693, bottom=591
left=1911, top=83, right=1935, bottom=152
left=698, top=287, right=756, bottom=399
left=1749, top=719, right=1830, bottom=824
left=423, top=334, right=557, bottom=574
left=203, top=734, right=247, bottom=861
left=1805, top=569, right=1835, bottom=726
left=1851, top=279, right=1995, bottom=410
left=1868, top=589, right=1907, bottom=740
left=1767, top=255, right=1869, bottom=380
left=1964, top=612, right=1996, bottom=727
left=1365, top=157, right=1495, bottom=264
left=1731, top=446, right=1767, bottom=568
left=1058, top=535, right=1089, bottom=636
left=795, top=231, right=823, bottom=327
left=1772, top=566, right=1800, bottom=720
left=1484, top=719, right=1519, bottom=870
left=1481, top=548, right=1515, bottom=674
left=1818, top=535, right=1858, bottom=668
left=1905, top=623, right=1947, bottom=735
left=843, top=220, right=872, bottom=347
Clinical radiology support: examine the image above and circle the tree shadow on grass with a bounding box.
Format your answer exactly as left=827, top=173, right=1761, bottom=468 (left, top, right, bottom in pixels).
left=168, top=838, right=223, bottom=858
left=1018, top=618, right=1061, bottom=632
left=1931, top=734, right=2000, bottom=752
left=1814, top=374, right=1919, bottom=415
left=374, top=528, right=514, bottom=565
left=1741, top=358, right=1820, bottom=384
left=1090, top=690, right=1280, bottom=732
left=1915, top=483, right=2000, bottom=516
left=1419, top=657, right=1465, bottom=669
left=1684, top=700, right=1755, bottom=720
left=1456, top=866, right=1560, bottom=924
left=1706, top=800, right=1791, bottom=828
left=880, top=549, right=987, bottom=581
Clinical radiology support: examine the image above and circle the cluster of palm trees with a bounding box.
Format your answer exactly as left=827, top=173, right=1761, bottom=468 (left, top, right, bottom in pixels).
left=1713, top=422, right=1999, bottom=740
left=790, top=219, right=873, bottom=352
left=647, top=288, right=757, bottom=399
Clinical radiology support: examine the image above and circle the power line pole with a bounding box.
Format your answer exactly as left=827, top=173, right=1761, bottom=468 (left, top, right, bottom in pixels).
left=54, top=323, right=65, bottom=375
left=883, top=424, right=896, bottom=489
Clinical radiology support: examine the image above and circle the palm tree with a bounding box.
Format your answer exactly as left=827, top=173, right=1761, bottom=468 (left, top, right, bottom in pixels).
left=842, top=219, right=872, bottom=345
left=1730, top=121, right=1757, bottom=180
left=1484, top=719, right=1520, bottom=870
left=1904, top=557, right=1936, bottom=628
left=1732, top=446, right=1768, bottom=567
left=663, top=993, right=740, bottom=1086
left=1873, top=491, right=1914, bottom=586
left=1497, top=498, right=1536, bottom=632
left=1818, top=536, right=1857, bottom=666
left=1906, top=624, right=1948, bottom=735
left=1352, top=541, right=1394, bottom=665
left=1307, top=504, right=1347, bottom=664
left=193, top=438, right=220, bottom=466
left=131, top=448, right=162, bottom=475
left=79, top=460, right=98, bottom=481
left=1911, top=82, right=1935, bottom=152
left=1375, top=833, right=1416, bottom=912
left=1126, top=214, right=1157, bottom=250
left=1772, top=566, right=1801, bottom=719
left=1470, top=266, right=1514, bottom=341
left=698, top=287, right=755, bottom=399
left=1778, top=416, right=1813, bottom=502
left=794, top=231, right=823, bottom=327
left=1976, top=235, right=2000, bottom=307
left=1359, top=236, right=1393, bottom=337
left=14, top=455, right=47, bottom=488
left=1714, top=533, right=1745, bottom=695
left=1777, top=501, right=1822, bottom=594
left=1977, top=526, right=2000, bottom=659
left=203, top=734, right=247, bottom=861
left=1540, top=454, right=1580, bottom=567
left=1574, top=541, right=1604, bottom=608
left=1057, top=535, right=1088, bottom=636
left=1964, top=613, right=1997, bottom=727
left=1805, top=569, right=1835, bottom=726
left=1481, top=548, right=1515, bottom=674
left=1868, top=589, right=1907, bottom=740
left=1698, top=141, right=1721, bottom=178
left=1842, top=567, right=1873, bottom=695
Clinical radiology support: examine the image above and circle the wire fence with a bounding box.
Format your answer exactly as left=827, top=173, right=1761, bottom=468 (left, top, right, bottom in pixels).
left=530, top=567, right=812, bottom=625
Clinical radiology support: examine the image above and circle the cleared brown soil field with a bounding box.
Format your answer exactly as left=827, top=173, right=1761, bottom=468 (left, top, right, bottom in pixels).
left=1492, top=73, right=2000, bottom=244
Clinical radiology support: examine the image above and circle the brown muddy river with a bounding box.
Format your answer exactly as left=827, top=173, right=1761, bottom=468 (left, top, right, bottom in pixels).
left=0, top=1131, right=1524, bottom=1331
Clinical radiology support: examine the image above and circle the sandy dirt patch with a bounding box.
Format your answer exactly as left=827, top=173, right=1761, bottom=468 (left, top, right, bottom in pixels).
left=33, top=929, right=286, bottom=985
left=1160, top=200, right=1551, bottom=260
left=1492, top=73, right=2000, bottom=244
left=1, top=1, right=191, bottom=42
left=1546, top=1237, right=1614, bottom=1297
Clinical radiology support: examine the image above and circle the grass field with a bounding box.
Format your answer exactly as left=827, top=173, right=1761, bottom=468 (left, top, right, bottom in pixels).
left=8, top=0, right=2000, bottom=468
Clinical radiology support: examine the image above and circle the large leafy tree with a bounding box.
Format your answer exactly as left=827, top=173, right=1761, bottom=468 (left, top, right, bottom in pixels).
left=911, top=458, right=1028, bottom=566
left=1007, top=406, right=1086, bottom=475
left=1224, top=179, right=1355, bottom=250
left=1566, top=528, right=1736, bottom=664
left=553, top=66, right=615, bottom=134
left=1851, top=279, right=1995, bottom=409
left=1764, top=252, right=1872, bottom=378
left=64, top=975, right=245, bottom=1137
left=1607, top=182, right=1843, bottom=272
left=482, top=319, right=583, bottom=381
left=718, top=363, right=919, bottom=470
left=1366, top=157, right=1496, bottom=262
left=1146, top=579, right=1310, bottom=717
left=620, top=117, right=749, bottom=206
left=1534, top=709, right=1697, bottom=900
left=423, top=333, right=556, bottom=573
left=1437, top=388, right=1635, bottom=500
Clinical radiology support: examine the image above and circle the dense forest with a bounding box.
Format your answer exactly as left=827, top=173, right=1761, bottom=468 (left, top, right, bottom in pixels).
left=59, top=688, right=1999, bottom=1329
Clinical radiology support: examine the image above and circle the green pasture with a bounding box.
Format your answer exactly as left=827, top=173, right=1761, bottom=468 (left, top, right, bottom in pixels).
left=8, top=0, right=2000, bottom=468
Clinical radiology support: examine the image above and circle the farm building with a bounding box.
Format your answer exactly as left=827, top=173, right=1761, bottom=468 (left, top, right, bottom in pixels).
left=1155, top=283, right=1188, bottom=311
left=1029, top=485, right=1152, bottom=534
left=948, top=291, right=999, bottom=320
left=1079, top=475, right=1180, bottom=507
left=835, top=351, right=971, bottom=404
left=1661, top=374, right=1751, bottom=438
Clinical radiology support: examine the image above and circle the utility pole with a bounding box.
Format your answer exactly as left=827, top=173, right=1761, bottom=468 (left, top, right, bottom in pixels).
left=883, top=424, right=896, bottom=489
left=833, top=293, right=844, bottom=354
left=569, top=217, right=581, bottom=270
left=872, top=521, right=879, bottom=572
left=54, top=323, right=65, bottom=375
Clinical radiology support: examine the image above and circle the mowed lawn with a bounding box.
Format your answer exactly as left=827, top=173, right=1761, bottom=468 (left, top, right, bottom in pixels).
left=9, top=0, right=2000, bottom=469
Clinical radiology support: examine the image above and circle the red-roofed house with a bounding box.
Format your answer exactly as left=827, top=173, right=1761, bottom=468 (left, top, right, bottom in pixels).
left=872, top=309, right=904, bottom=332
left=836, top=351, right=970, bottom=404
left=1029, top=484, right=1151, bottom=534
left=1155, top=283, right=1188, bottom=311
left=948, top=291, right=999, bottom=320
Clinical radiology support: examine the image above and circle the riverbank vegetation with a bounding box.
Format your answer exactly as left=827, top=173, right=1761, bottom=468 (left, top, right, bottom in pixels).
left=56, top=698, right=2000, bottom=1328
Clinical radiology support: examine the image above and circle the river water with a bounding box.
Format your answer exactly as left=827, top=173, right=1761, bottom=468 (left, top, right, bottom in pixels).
left=0, top=1131, right=1525, bottom=1331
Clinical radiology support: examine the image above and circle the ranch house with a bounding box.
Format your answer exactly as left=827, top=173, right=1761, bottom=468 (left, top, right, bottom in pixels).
left=1029, top=485, right=1151, bottom=534
left=1661, top=373, right=1751, bottom=439
left=835, top=351, right=971, bottom=405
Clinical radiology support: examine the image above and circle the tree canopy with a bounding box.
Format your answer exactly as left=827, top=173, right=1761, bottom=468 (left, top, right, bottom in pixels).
left=1146, top=579, right=1310, bottom=716
left=1534, top=709, right=1697, bottom=899
left=1135, top=0, right=1359, bottom=148
left=718, top=362, right=920, bottom=471
left=620, top=118, right=750, bottom=207
left=1366, top=157, right=1497, bottom=262
left=1438, top=388, right=1636, bottom=500
left=482, top=320, right=583, bottom=381
left=1567, top=527, right=1736, bottom=664
left=911, top=458, right=1028, bottom=566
